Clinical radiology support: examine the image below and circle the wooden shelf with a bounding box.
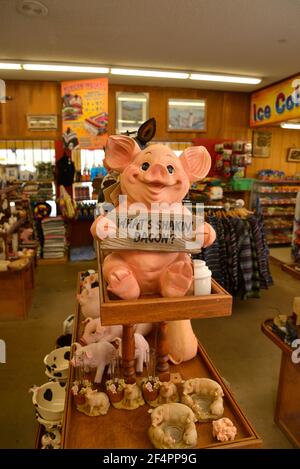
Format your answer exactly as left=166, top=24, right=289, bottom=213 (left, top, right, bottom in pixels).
left=281, top=263, right=300, bottom=280
left=0, top=218, right=25, bottom=240
left=0, top=185, right=19, bottom=196
left=99, top=278, right=232, bottom=326
left=61, top=285, right=261, bottom=449
left=0, top=257, right=35, bottom=320
left=261, top=318, right=300, bottom=448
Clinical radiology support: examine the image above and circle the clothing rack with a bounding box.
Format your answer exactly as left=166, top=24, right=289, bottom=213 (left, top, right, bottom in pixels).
left=204, top=200, right=245, bottom=211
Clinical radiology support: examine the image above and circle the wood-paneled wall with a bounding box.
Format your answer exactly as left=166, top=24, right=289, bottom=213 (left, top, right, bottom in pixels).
left=1, top=80, right=300, bottom=176
left=108, top=84, right=250, bottom=141
left=247, top=126, right=300, bottom=177
left=0, top=81, right=61, bottom=139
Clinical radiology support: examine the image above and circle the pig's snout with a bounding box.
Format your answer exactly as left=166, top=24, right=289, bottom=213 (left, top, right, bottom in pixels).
left=143, top=163, right=169, bottom=182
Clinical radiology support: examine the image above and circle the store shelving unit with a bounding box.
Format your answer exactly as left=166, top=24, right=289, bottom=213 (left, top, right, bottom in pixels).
left=60, top=235, right=262, bottom=448
left=261, top=319, right=300, bottom=448
left=251, top=179, right=300, bottom=246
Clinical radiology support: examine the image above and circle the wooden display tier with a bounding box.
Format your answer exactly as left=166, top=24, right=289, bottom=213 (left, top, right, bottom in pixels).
left=281, top=263, right=300, bottom=281
left=100, top=279, right=232, bottom=326
left=61, top=285, right=262, bottom=449
left=261, top=319, right=300, bottom=448
left=0, top=256, right=35, bottom=320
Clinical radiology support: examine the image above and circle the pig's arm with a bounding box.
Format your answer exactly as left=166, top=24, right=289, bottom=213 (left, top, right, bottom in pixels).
left=103, top=253, right=140, bottom=300
left=90, top=211, right=117, bottom=240
left=182, top=205, right=216, bottom=248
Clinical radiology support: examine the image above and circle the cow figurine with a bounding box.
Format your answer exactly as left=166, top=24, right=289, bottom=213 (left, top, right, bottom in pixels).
left=70, top=341, right=117, bottom=384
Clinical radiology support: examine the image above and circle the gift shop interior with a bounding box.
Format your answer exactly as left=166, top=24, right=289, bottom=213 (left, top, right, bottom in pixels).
left=1, top=0, right=300, bottom=452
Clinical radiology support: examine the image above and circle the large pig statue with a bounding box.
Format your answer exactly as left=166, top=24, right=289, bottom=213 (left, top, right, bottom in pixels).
left=71, top=341, right=117, bottom=383
left=91, top=136, right=216, bottom=363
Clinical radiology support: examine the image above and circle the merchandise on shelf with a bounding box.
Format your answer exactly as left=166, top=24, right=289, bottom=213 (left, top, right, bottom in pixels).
left=41, top=216, right=66, bottom=259
left=196, top=206, right=273, bottom=298
left=74, top=185, right=90, bottom=202
left=292, top=191, right=300, bottom=265
left=252, top=176, right=300, bottom=246
left=76, top=201, right=96, bottom=220
left=214, top=140, right=252, bottom=179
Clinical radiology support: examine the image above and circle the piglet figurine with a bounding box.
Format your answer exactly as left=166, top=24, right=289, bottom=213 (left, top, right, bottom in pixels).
left=115, top=333, right=149, bottom=373
left=77, top=287, right=100, bottom=319
left=71, top=341, right=117, bottom=384
left=79, top=319, right=152, bottom=346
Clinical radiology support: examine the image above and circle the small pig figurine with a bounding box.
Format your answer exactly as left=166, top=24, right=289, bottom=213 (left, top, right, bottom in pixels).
left=80, top=319, right=123, bottom=346
left=79, top=319, right=152, bottom=346
left=77, top=287, right=100, bottom=319
left=84, top=387, right=110, bottom=416
left=148, top=403, right=197, bottom=448
left=123, top=383, right=144, bottom=409
left=158, top=381, right=179, bottom=404
left=71, top=341, right=117, bottom=384
left=91, top=135, right=216, bottom=300
left=115, top=333, right=149, bottom=373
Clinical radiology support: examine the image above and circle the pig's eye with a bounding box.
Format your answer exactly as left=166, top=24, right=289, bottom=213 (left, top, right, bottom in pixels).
left=167, top=165, right=175, bottom=174
left=141, top=162, right=150, bottom=171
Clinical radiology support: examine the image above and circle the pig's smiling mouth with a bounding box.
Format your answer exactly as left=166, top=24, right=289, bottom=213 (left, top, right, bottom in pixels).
left=146, top=182, right=166, bottom=191
left=141, top=180, right=177, bottom=192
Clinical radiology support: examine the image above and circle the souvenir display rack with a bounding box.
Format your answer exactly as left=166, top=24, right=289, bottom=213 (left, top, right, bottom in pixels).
left=60, top=261, right=262, bottom=449
left=251, top=179, right=300, bottom=246
left=261, top=319, right=300, bottom=448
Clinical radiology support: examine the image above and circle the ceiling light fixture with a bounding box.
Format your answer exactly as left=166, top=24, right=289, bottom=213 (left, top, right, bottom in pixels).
left=168, top=100, right=205, bottom=107
left=190, top=73, right=261, bottom=85
left=280, top=122, right=300, bottom=130
left=111, top=68, right=189, bottom=79
left=0, top=63, right=22, bottom=70
left=23, top=64, right=109, bottom=73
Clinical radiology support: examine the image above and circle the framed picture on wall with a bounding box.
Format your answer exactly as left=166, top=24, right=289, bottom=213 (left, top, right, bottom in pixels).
left=167, top=98, right=206, bottom=132
left=287, top=148, right=300, bottom=162
left=116, top=92, right=149, bottom=134
left=252, top=131, right=272, bottom=158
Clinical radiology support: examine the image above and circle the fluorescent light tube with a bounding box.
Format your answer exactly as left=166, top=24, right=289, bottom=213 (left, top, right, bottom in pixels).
left=111, top=68, right=189, bottom=79
left=0, top=63, right=22, bottom=70
left=190, top=73, right=261, bottom=85
left=280, top=122, right=300, bottom=130
left=118, top=97, right=148, bottom=102
left=23, top=64, right=109, bottom=73
left=168, top=100, right=205, bottom=107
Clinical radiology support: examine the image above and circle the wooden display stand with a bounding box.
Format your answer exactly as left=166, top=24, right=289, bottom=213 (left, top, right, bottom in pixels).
left=261, top=319, right=300, bottom=448
left=0, top=256, right=35, bottom=320
left=60, top=266, right=262, bottom=449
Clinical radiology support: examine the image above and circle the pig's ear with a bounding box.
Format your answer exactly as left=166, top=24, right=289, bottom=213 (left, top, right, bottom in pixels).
left=180, top=146, right=211, bottom=182
left=85, top=350, right=92, bottom=359
left=104, top=135, right=140, bottom=172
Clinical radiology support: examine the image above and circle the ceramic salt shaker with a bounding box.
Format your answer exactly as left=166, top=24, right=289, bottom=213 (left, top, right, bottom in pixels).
left=193, top=259, right=212, bottom=295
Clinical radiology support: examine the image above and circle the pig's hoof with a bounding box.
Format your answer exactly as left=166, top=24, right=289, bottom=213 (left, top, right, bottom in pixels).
left=203, top=225, right=216, bottom=248
left=160, top=261, right=193, bottom=297
left=107, top=269, right=140, bottom=300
